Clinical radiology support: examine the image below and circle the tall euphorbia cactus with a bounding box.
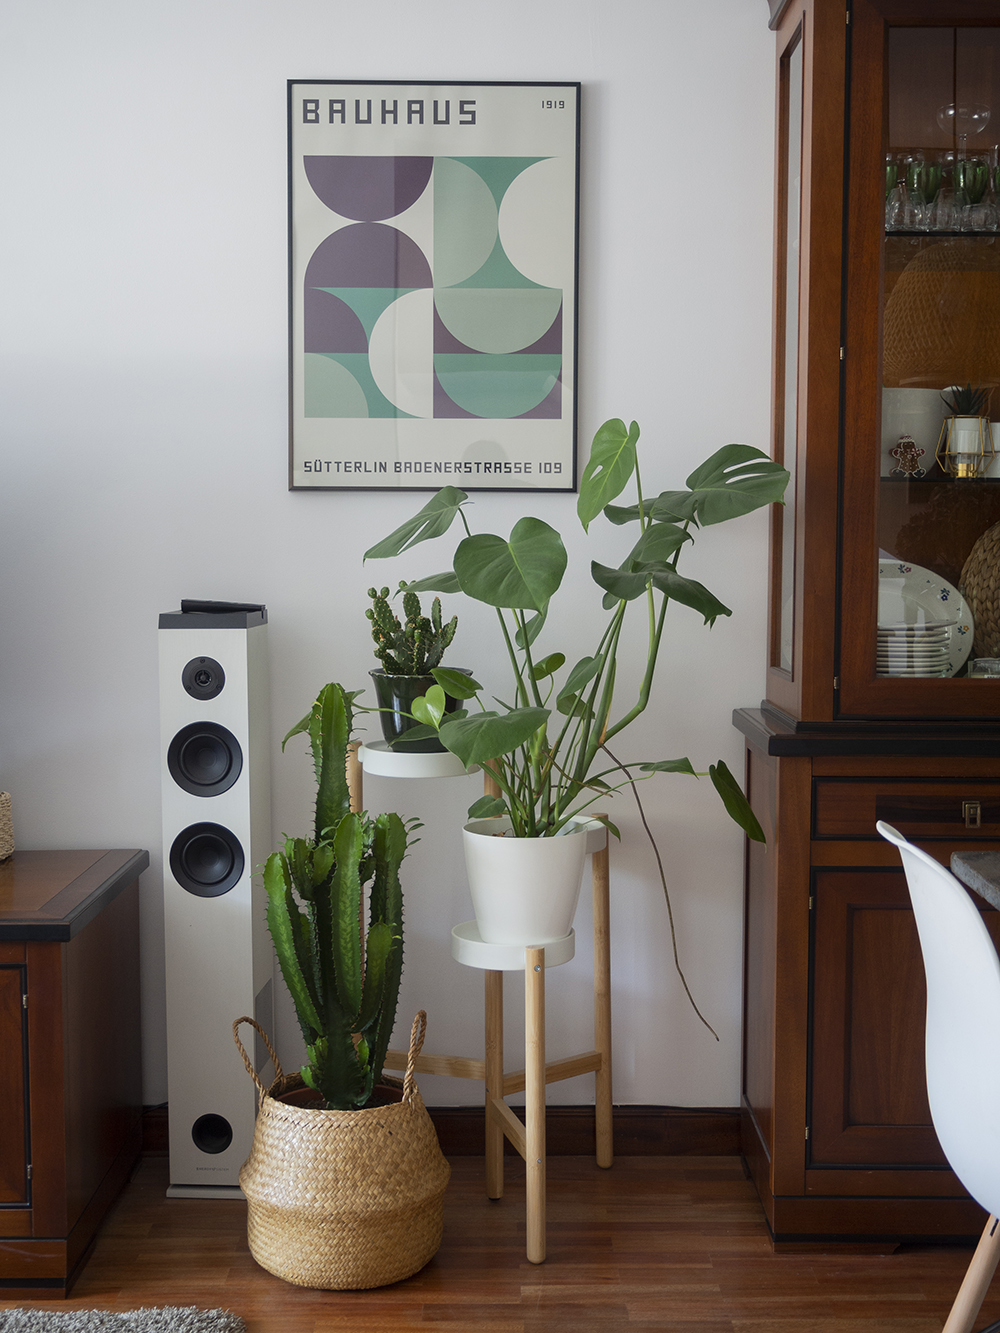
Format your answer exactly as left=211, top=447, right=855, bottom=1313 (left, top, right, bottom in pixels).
left=263, top=682, right=412, bottom=1110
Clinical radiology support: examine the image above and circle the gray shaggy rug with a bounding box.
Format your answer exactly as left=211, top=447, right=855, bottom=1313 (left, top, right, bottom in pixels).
left=0, top=1311, right=244, bottom=1333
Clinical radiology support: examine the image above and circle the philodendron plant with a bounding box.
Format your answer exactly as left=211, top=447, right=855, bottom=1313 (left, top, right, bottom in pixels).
left=263, top=682, right=417, bottom=1110
left=364, top=419, right=789, bottom=1034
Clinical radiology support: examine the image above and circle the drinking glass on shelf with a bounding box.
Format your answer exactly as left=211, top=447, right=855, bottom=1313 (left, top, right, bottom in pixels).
left=936, top=102, right=992, bottom=157
left=905, top=156, right=942, bottom=230
left=885, top=154, right=906, bottom=230
left=954, top=157, right=992, bottom=229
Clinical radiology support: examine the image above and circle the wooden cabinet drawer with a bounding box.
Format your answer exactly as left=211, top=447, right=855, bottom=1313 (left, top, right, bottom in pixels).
left=813, top=779, right=1000, bottom=839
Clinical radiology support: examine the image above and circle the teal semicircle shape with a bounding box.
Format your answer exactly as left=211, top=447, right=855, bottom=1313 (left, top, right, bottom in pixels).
left=316, top=353, right=417, bottom=419
left=304, top=353, right=369, bottom=418
left=448, top=157, right=547, bottom=208
left=449, top=236, right=544, bottom=290
left=433, top=158, right=498, bottom=287
left=434, top=353, right=561, bottom=418
left=317, top=288, right=417, bottom=339
left=435, top=288, right=563, bottom=354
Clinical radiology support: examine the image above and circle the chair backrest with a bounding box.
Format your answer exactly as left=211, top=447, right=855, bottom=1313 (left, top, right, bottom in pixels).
left=877, top=820, right=1000, bottom=1216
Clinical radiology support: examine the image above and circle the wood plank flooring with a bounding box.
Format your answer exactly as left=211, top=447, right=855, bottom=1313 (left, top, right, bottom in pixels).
left=4, top=1156, right=1000, bottom=1332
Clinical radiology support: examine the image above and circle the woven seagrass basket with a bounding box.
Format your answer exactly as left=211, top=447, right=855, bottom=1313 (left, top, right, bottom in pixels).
left=0, top=793, right=12, bottom=861
left=233, top=1011, right=449, bottom=1290
left=960, top=521, right=1000, bottom=659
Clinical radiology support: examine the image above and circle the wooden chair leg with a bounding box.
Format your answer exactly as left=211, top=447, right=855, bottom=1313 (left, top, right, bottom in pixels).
left=484, top=969, right=504, bottom=1200
left=943, top=1215, right=1000, bottom=1333
left=525, top=946, right=546, bottom=1264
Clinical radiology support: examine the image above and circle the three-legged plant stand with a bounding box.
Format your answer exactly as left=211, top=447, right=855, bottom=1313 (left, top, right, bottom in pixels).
left=352, top=741, right=614, bottom=1264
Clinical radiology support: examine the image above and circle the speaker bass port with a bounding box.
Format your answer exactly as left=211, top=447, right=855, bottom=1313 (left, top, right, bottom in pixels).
left=169, top=822, right=245, bottom=897
left=167, top=722, right=243, bottom=797
left=191, top=1113, right=233, bottom=1154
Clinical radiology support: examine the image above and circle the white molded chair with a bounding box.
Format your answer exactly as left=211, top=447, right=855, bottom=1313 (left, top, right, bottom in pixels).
left=878, top=820, right=1000, bottom=1333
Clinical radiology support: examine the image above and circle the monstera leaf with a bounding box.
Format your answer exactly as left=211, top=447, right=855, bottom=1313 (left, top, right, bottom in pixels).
left=454, top=518, right=566, bottom=611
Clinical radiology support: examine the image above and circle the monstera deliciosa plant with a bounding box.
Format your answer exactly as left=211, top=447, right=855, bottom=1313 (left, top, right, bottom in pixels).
left=365, top=419, right=788, bottom=841
left=364, top=419, right=789, bottom=1033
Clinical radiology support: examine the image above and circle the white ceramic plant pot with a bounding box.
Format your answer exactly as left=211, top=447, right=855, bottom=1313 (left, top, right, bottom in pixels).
left=462, top=818, right=593, bottom=945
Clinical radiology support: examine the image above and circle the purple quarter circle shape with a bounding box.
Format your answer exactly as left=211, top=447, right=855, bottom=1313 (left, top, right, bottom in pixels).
left=304, top=289, right=368, bottom=353
left=433, top=371, right=480, bottom=419
left=516, top=374, right=562, bottom=419
left=304, top=156, right=433, bottom=221
left=304, top=223, right=433, bottom=289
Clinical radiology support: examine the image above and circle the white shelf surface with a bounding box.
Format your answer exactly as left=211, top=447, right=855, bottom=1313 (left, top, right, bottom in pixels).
left=359, top=739, right=479, bottom=780
left=451, top=921, right=575, bottom=971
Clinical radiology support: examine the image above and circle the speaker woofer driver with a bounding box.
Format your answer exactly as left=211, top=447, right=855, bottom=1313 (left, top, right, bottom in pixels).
left=167, top=722, right=243, bottom=796
left=169, top=823, right=244, bottom=897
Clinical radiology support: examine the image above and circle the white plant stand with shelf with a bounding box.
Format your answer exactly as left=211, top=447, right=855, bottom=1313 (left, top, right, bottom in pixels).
left=351, top=741, right=614, bottom=1264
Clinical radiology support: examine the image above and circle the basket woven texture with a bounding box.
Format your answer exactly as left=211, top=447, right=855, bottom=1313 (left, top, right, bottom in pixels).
left=961, top=521, right=1000, bottom=658
left=0, top=793, right=12, bottom=861
left=883, top=241, right=1000, bottom=389
left=234, top=1011, right=450, bottom=1290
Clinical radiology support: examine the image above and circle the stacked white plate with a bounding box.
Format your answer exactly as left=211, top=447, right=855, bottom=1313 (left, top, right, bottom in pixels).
left=877, top=561, right=974, bottom=678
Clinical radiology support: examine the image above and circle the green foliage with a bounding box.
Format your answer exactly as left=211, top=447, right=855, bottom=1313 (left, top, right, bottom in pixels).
left=941, top=383, right=991, bottom=417
left=364, top=421, right=788, bottom=844
left=264, top=682, right=414, bottom=1110
left=366, top=582, right=457, bottom=675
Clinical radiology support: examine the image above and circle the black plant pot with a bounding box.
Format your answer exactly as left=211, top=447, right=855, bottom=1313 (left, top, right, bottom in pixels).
left=369, top=669, right=470, bottom=753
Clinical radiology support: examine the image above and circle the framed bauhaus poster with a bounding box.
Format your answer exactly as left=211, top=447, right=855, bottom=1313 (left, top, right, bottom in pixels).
left=287, top=80, right=580, bottom=491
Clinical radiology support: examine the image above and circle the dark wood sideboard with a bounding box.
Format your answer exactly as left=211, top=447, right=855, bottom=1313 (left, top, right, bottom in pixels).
left=0, top=848, right=148, bottom=1298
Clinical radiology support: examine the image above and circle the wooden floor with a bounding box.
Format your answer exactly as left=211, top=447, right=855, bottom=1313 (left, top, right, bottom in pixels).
left=5, top=1155, right=1000, bottom=1332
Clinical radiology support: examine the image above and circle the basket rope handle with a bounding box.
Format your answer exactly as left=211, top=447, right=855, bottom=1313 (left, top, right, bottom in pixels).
left=403, top=1009, right=427, bottom=1103
left=233, top=1016, right=283, bottom=1099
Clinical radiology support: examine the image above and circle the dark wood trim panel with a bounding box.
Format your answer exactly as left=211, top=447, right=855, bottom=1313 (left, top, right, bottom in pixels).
left=765, top=0, right=846, bottom=723
left=142, top=1103, right=741, bottom=1159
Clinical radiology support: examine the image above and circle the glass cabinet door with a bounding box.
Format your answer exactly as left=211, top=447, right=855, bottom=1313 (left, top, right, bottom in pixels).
left=840, top=4, right=1000, bottom=718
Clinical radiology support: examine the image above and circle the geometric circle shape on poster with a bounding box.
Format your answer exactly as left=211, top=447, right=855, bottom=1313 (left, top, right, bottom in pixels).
left=434, top=353, right=562, bottom=418
left=449, top=157, right=545, bottom=209
left=316, top=287, right=417, bottom=342
left=432, top=157, right=498, bottom=288
left=303, top=156, right=433, bottom=221
left=192, top=1113, right=234, bottom=1155
left=169, top=822, right=245, bottom=898
left=369, top=289, right=434, bottom=419
left=181, top=656, right=225, bottom=701
left=305, top=288, right=369, bottom=353
left=515, top=303, right=562, bottom=355
left=168, top=722, right=243, bottom=797
left=452, top=235, right=542, bottom=290
left=304, top=353, right=369, bottom=418
left=499, top=156, right=576, bottom=289
left=322, top=352, right=418, bottom=419
left=304, top=223, right=432, bottom=290
left=433, top=371, right=480, bottom=418
left=516, top=375, right=562, bottom=419
left=434, top=288, right=563, bottom=354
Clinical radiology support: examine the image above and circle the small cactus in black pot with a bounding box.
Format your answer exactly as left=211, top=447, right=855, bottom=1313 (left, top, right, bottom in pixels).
left=367, top=584, right=457, bottom=675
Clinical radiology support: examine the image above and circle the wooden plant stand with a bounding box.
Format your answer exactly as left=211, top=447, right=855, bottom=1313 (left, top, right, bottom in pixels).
left=352, top=742, right=614, bottom=1264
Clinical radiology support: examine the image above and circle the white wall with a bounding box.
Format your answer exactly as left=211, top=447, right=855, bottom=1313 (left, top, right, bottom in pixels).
left=0, top=0, right=776, bottom=1108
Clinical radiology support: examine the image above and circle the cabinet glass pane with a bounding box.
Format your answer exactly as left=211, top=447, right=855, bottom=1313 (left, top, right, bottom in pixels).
left=774, top=27, right=802, bottom=675
left=878, top=28, right=1000, bottom=684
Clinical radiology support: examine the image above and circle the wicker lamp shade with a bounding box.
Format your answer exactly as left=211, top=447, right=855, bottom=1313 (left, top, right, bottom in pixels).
left=960, top=521, right=1000, bottom=658
left=883, top=241, right=1000, bottom=390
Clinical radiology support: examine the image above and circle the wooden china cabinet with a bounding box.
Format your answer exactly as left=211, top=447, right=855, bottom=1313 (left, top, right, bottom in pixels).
left=738, top=0, right=1000, bottom=1244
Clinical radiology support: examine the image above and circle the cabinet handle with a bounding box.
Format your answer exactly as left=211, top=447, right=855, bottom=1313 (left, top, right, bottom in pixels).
left=964, top=800, right=982, bottom=829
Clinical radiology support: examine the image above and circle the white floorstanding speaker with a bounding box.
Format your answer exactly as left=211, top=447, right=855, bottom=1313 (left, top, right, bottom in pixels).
left=159, top=600, right=272, bottom=1198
